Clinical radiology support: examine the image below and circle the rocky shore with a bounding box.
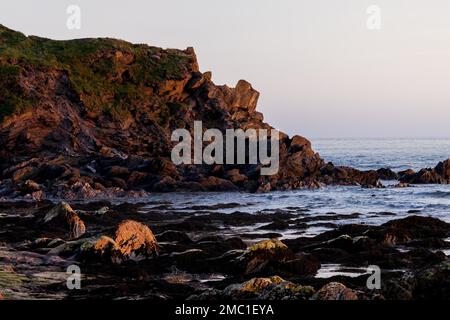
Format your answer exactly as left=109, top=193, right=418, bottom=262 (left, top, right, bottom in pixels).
left=0, top=24, right=388, bottom=200
left=1, top=25, right=450, bottom=301
left=0, top=200, right=449, bottom=300
left=1, top=25, right=449, bottom=201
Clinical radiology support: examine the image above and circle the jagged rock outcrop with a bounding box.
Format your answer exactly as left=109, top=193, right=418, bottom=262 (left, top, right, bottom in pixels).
left=400, top=159, right=450, bottom=184
left=0, top=25, right=380, bottom=198
left=43, top=202, right=86, bottom=239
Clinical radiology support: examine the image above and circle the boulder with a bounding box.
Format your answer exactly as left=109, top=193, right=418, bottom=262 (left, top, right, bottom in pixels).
left=81, top=220, right=159, bottom=264
left=43, top=202, right=86, bottom=239
left=289, top=135, right=312, bottom=153
left=80, top=236, right=122, bottom=264
left=312, top=282, right=359, bottom=300
left=369, top=216, right=450, bottom=246
left=383, top=260, right=450, bottom=300
left=235, top=239, right=320, bottom=276
left=223, top=276, right=315, bottom=300
left=114, top=220, right=160, bottom=261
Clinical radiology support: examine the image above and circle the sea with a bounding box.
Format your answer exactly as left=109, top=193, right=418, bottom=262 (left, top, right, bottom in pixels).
left=141, top=138, right=450, bottom=236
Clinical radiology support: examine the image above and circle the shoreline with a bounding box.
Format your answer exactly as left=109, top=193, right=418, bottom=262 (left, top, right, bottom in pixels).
left=1, top=198, right=449, bottom=300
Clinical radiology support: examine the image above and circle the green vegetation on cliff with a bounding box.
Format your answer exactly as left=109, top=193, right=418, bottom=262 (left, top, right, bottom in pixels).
left=0, top=24, right=192, bottom=121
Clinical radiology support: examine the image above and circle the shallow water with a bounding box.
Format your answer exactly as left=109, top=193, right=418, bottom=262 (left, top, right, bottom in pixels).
left=140, top=138, right=450, bottom=238
left=313, top=137, right=450, bottom=171
left=142, top=183, right=450, bottom=233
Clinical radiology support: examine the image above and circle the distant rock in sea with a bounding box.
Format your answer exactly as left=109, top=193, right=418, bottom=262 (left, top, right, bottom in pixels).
left=400, top=159, right=450, bottom=184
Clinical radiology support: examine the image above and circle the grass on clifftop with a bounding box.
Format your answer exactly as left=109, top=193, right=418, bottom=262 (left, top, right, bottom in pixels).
left=0, top=64, right=34, bottom=121
left=0, top=24, right=192, bottom=121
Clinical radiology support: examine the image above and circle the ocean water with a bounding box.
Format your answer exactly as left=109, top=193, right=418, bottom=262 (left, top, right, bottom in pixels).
left=313, top=138, right=450, bottom=171
left=141, top=138, right=450, bottom=237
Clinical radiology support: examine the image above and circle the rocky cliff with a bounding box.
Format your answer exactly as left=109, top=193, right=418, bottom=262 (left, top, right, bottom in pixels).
left=0, top=25, right=379, bottom=199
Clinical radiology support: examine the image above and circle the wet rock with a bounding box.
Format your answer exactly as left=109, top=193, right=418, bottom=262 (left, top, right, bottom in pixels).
left=43, top=202, right=86, bottom=239
left=81, top=220, right=159, bottom=264
left=369, top=215, right=450, bottom=246
left=80, top=236, right=122, bottom=264
left=240, top=232, right=283, bottom=240
left=406, top=237, right=449, bottom=249
left=258, top=218, right=290, bottom=231
left=377, top=168, right=399, bottom=180
left=400, top=159, right=450, bottom=184
left=398, top=169, right=416, bottom=180
left=383, top=259, right=450, bottom=300
left=28, top=237, right=65, bottom=250
left=193, top=237, right=247, bottom=257
left=242, top=239, right=292, bottom=262
left=48, top=238, right=87, bottom=257
left=234, top=239, right=320, bottom=276
left=156, top=231, right=193, bottom=244
left=168, top=249, right=209, bottom=271
left=312, top=282, right=359, bottom=300
left=319, top=163, right=382, bottom=188
left=283, top=216, right=450, bottom=270
left=220, top=276, right=314, bottom=300
left=20, top=180, right=41, bottom=195
left=114, top=220, right=160, bottom=261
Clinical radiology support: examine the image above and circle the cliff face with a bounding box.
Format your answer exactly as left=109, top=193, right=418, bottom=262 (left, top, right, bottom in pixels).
left=0, top=25, right=379, bottom=199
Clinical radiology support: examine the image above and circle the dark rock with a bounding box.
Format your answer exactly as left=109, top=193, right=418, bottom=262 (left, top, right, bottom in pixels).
left=156, top=231, right=193, bottom=244
left=258, top=218, right=290, bottom=230
left=20, top=180, right=41, bottom=194
left=312, top=282, right=359, bottom=300
left=369, top=215, right=450, bottom=246
left=377, top=168, right=399, bottom=180
left=400, top=159, right=450, bottom=184
left=113, top=220, right=160, bottom=260
left=192, top=276, right=315, bottom=300
left=383, top=260, right=450, bottom=300
left=319, top=163, right=382, bottom=187
left=398, top=169, right=416, bottom=180
left=234, top=239, right=320, bottom=276
left=81, top=220, right=159, bottom=264
left=43, top=202, right=86, bottom=239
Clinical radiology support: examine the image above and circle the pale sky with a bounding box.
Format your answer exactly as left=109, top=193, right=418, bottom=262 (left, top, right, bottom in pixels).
left=1, top=0, right=450, bottom=138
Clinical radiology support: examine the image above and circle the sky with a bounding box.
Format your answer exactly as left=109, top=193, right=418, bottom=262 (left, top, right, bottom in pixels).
left=1, top=0, right=450, bottom=138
